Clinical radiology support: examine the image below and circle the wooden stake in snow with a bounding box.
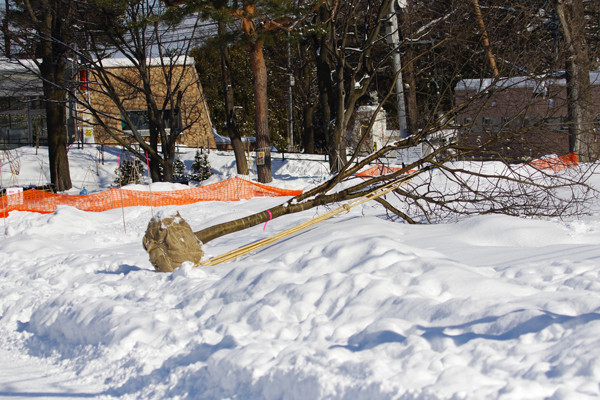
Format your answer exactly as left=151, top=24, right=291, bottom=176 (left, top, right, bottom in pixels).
left=1, top=161, right=6, bottom=234
left=117, top=154, right=127, bottom=234
left=145, top=151, right=154, bottom=218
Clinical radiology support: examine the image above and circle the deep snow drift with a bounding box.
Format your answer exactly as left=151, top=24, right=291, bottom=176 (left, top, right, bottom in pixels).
left=1, top=146, right=600, bottom=400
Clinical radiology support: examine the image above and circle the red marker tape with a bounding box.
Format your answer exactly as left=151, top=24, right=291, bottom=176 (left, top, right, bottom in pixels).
left=263, top=210, right=272, bottom=231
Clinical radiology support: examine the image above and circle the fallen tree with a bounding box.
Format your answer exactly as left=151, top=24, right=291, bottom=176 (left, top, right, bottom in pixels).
left=142, top=0, right=600, bottom=271
left=143, top=98, right=597, bottom=271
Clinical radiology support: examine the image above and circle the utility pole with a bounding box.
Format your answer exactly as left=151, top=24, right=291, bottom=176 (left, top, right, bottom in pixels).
left=387, top=0, right=408, bottom=138
left=287, top=32, right=294, bottom=151
left=3, top=0, right=10, bottom=58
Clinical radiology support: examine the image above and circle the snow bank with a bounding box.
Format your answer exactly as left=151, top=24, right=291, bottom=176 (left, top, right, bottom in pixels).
left=1, top=147, right=600, bottom=399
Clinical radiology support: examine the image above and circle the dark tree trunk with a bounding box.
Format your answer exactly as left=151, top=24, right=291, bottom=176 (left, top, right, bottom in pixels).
left=302, top=102, right=316, bottom=153
left=43, top=79, right=71, bottom=192
left=313, top=7, right=339, bottom=171
left=39, top=33, right=71, bottom=191
left=552, top=0, right=598, bottom=162
left=149, top=136, right=161, bottom=182
left=239, top=3, right=272, bottom=183
left=249, top=38, right=272, bottom=183
left=162, top=155, right=174, bottom=182
left=299, top=40, right=316, bottom=154
left=148, top=113, right=161, bottom=182
left=195, top=179, right=365, bottom=244
left=192, top=143, right=417, bottom=246
left=399, top=5, right=419, bottom=135
left=219, top=20, right=249, bottom=175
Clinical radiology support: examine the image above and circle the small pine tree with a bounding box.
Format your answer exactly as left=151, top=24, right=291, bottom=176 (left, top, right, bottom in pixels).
left=114, top=159, right=144, bottom=186
left=172, top=158, right=188, bottom=184
left=190, top=150, right=212, bottom=182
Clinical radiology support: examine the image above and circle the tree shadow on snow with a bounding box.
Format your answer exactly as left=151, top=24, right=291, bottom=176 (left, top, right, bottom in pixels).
left=95, top=264, right=144, bottom=275
left=417, top=309, right=600, bottom=346
left=331, top=310, right=600, bottom=352
left=330, top=330, right=407, bottom=352
left=0, top=391, right=100, bottom=398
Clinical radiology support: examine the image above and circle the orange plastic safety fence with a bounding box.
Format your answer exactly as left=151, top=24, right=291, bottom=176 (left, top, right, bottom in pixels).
left=0, top=177, right=302, bottom=219
left=355, top=165, right=417, bottom=178
left=356, top=153, right=579, bottom=178
left=528, top=153, right=578, bottom=171
left=355, top=165, right=404, bottom=177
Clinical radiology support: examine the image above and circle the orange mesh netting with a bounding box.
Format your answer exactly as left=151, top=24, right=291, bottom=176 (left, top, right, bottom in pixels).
left=527, top=153, right=578, bottom=171
left=1, top=155, right=579, bottom=219
left=355, top=165, right=403, bottom=177
left=355, top=165, right=415, bottom=177
left=356, top=153, right=578, bottom=178
left=0, top=177, right=302, bottom=218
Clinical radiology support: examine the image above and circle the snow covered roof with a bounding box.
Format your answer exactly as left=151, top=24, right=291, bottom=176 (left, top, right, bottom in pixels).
left=212, top=128, right=231, bottom=145
left=0, top=58, right=39, bottom=72
left=212, top=128, right=256, bottom=145
left=0, top=56, right=195, bottom=98
left=97, top=56, right=195, bottom=68
left=0, top=56, right=195, bottom=71
left=0, top=59, right=43, bottom=97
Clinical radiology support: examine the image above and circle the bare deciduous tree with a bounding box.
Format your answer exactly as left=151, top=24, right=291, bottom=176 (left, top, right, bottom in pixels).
left=2, top=0, right=79, bottom=191
left=309, top=0, right=395, bottom=173
left=75, top=0, right=211, bottom=182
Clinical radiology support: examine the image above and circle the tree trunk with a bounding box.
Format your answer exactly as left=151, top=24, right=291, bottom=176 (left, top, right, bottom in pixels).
left=315, top=46, right=333, bottom=157
left=148, top=131, right=161, bottom=182
left=299, top=40, right=316, bottom=153
left=249, top=38, right=272, bottom=183
left=472, top=0, right=499, bottom=77
left=302, top=102, right=316, bottom=153
left=195, top=180, right=368, bottom=245
left=399, top=4, right=419, bottom=135
left=43, top=80, right=72, bottom=192
left=219, top=20, right=248, bottom=175
left=240, top=4, right=272, bottom=183
left=313, top=6, right=339, bottom=172
left=552, top=0, right=598, bottom=162
left=147, top=109, right=162, bottom=182
left=39, top=32, right=72, bottom=192
left=328, top=124, right=347, bottom=174
left=162, top=160, right=174, bottom=182
left=192, top=142, right=419, bottom=246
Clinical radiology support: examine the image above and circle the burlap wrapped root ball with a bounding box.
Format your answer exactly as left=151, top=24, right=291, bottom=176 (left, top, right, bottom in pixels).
left=143, top=211, right=204, bottom=272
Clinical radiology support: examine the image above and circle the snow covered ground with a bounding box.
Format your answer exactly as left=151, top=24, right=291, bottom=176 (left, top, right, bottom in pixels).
left=1, top=146, right=600, bottom=399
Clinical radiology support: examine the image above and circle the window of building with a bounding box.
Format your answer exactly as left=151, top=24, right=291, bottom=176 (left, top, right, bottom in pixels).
left=0, top=96, right=47, bottom=147
left=123, top=110, right=150, bottom=132
left=122, top=109, right=173, bottom=137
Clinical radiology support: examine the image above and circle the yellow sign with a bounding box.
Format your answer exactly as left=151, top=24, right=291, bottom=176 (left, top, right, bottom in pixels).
left=257, top=151, right=265, bottom=166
